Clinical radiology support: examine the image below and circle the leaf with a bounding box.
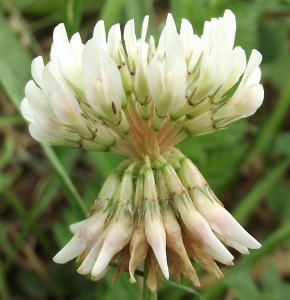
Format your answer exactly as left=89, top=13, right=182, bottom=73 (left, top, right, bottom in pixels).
left=266, top=182, right=290, bottom=223
left=272, top=132, right=290, bottom=155
left=0, top=170, right=21, bottom=193
left=179, top=121, right=247, bottom=193
left=63, top=0, right=84, bottom=38
left=262, top=265, right=290, bottom=300
left=0, top=6, right=32, bottom=89
left=0, top=115, right=24, bottom=128
left=0, top=137, right=15, bottom=170
left=16, top=269, right=49, bottom=298
left=226, top=268, right=263, bottom=300
left=170, top=0, right=208, bottom=34
left=99, top=0, right=127, bottom=29
left=233, top=156, right=290, bottom=225
left=258, top=22, right=285, bottom=63
left=268, top=54, right=290, bottom=91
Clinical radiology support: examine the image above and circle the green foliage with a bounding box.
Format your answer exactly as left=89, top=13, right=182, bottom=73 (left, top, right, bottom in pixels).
left=227, top=266, right=290, bottom=300
left=1, top=0, right=290, bottom=299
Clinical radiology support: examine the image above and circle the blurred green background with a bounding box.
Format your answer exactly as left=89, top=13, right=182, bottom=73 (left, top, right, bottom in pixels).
left=1, top=0, right=290, bottom=299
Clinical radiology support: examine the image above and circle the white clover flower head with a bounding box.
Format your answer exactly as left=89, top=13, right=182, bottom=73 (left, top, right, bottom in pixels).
left=21, top=10, right=263, bottom=292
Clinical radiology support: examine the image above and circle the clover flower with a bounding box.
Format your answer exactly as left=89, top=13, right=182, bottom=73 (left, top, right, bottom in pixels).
left=21, top=10, right=263, bottom=292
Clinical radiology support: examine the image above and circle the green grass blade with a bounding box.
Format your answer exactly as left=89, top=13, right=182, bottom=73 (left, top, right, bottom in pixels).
left=99, top=0, right=127, bottom=27
left=233, top=156, right=290, bottom=225
left=0, top=115, right=24, bottom=128
left=165, top=280, right=204, bottom=300
left=2, top=188, right=54, bottom=255
left=41, top=144, right=87, bottom=215
left=63, top=0, right=83, bottom=38
left=247, top=78, right=290, bottom=162
left=0, top=257, right=10, bottom=300
left=2, top=178, right=59, bottom=274
left=0, top=137, right=15, bottom=169
left=0, top=0, right=44, bottom=56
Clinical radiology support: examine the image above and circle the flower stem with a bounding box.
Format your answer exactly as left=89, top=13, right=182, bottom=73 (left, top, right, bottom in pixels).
left=142, top=263, right=157, bottom=300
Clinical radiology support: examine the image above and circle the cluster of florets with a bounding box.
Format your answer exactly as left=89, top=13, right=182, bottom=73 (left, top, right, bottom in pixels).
left=21, top=10, right=263, bottom=291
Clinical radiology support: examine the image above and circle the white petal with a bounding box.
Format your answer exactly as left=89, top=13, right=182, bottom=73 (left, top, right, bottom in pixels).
left=78, top=238, right=103, bottom=274
left=31, top=56, right=44, bottom=89
left=28, top=123, right=66, bottom=145
left=52, top=23, right=83, bottom=91
left=221, top=10, right=236, bottom=50
left=43, top=63, right=87, bottom=130
left=91, top=266, right=110, bottom=281
left=140, top=15, right=149, bottom=42
left=144, top=207, right=169, bottom=279
left=69, top=220, right=86, bottom=234
left=24, top=80, right=36, bottom=95
left=54, top=211, right=108, bottom=265
left=221, top=237, right=250, bottom=255
left=134, top=16, right=150, bottom=102
left=180, top=18, right=194, bottom=60
left=187, top=34, right=202, bottom=72
left=148, top=25, right=186, bottom=115
left=70, top=33, right=84, bottom=71
left=107, top=23, right=121, bottom=63
left=91, top=212, right=133, bottom=277
left=213, top=46, right=246, bottom=101
left=234, top=84, right=264, bottom=117
left=178, top=200, right=234, bottom=265
left=53, top=234, right=86, bottom=264
left=32, top=113, right=78, bottom=141
left=195, top=194, right=261, bottom=249
left=235, top=49, right=262, bottom=98
left=82, top=39, right=123, bottom=120
left=93, top=20, right=107, bottom=49
left=165, top=13, right=177, bottom=31
left=20, top=98, right=33, bottom=123
left=26, top=85, right=57, bottom=122
left=124, top=19, right=137, bottom=70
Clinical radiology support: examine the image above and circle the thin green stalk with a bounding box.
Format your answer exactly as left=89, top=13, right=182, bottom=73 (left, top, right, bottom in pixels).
left=247, top=77, right=290, bottom=163
left=0, top=115, right=23, bottom=127
left=41, top=144, right=87, bottom=215
left=202, top=222, right=290, bottom=300
left=165, top=281, right=204, bottom=300
left=0, top=220, right=14, bottom=256
left=233, top=156, right=290, bottom=225
left=0, top=0, right=44, bottom=56
left=143, top=263, right=157, bottom=300
left=2, top=178, right=59, bottom=274
left=63, top=0, right=83, bottom=38
left=99, top=0, right=127, bottom=28
left=0, top=258, right=10, bottom=300
left=3, top=188, right=54, bottom=255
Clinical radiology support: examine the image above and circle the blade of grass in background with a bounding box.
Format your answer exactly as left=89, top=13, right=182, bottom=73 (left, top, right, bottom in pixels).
left=63, top=0, right=83, bottom=38
left=247, top=78, right=290, bottom=162
left=0, top=217, right=16, bottom=286
left=3, top=188, right=54, bottom=254
left=233, top=156, right=290, bottom=225
left=0, top=115, right=24, bottom=128
left=99, top=0, right=127, bottom=28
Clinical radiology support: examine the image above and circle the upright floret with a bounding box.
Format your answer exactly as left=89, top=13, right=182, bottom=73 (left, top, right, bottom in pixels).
left=21, top=10, right=263, bottom=293
left=148, top=14, right=187, bottom=117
